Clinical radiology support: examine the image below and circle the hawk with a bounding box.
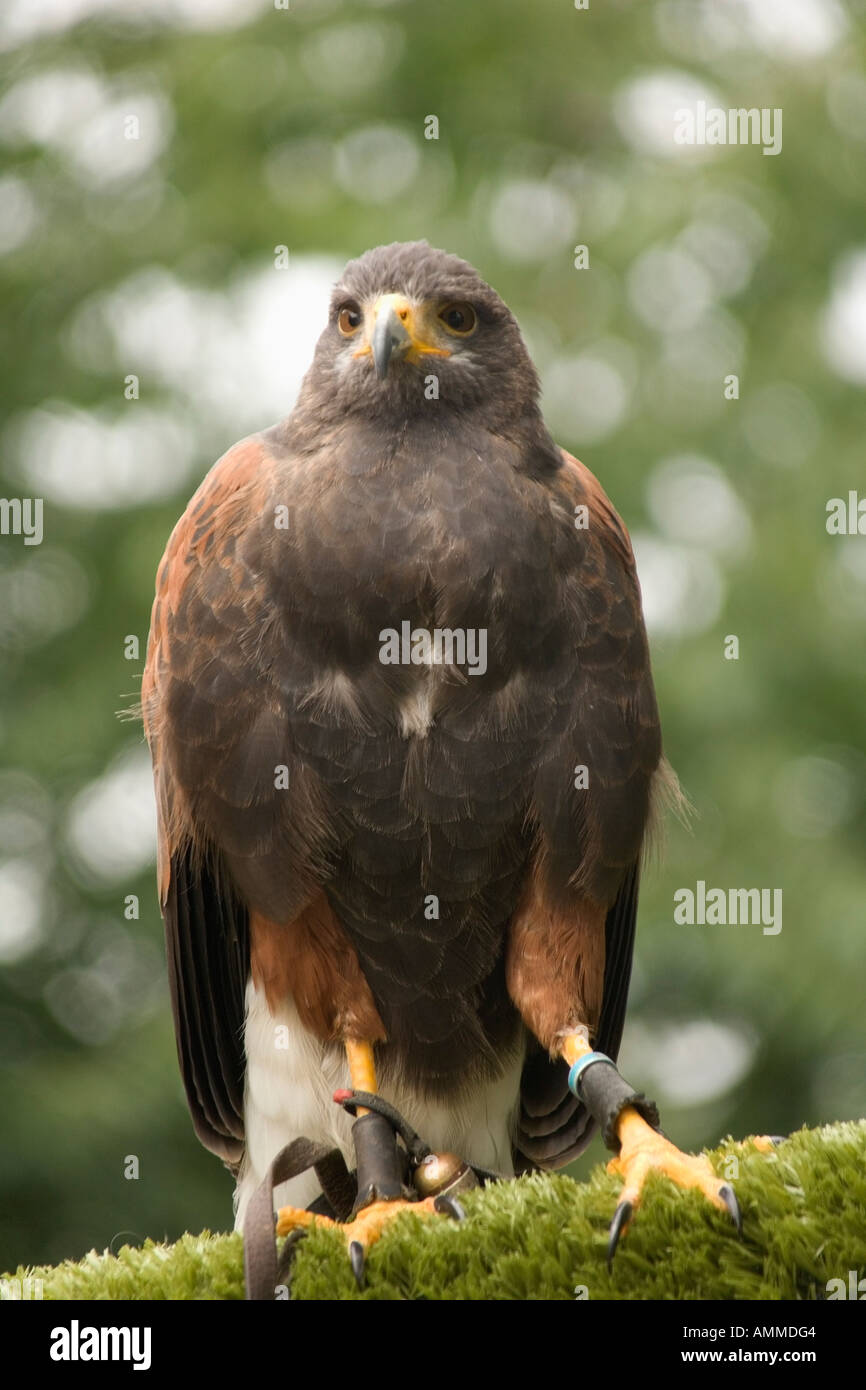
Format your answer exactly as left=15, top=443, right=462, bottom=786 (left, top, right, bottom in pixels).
left=143, top=241, right=738, bottom=1281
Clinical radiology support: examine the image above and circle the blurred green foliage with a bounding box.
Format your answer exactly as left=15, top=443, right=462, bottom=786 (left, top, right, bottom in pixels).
left=1, top=0, right=864, bottom=1271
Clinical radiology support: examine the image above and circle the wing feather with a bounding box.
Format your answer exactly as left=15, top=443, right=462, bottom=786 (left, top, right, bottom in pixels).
left=514, top=447, right=660, bottom=1169
left=164, top=845, right=248, bottom=1164
left=144, top=437, right=280, bottom=1165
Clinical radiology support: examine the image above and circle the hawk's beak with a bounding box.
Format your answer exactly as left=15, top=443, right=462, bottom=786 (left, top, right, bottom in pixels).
left=371, top=296, right=413, bottom=380
left=359, top=293, right=450, bottom=379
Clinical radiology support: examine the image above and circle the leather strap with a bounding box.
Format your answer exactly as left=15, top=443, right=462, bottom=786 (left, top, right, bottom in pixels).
left=572, top=1058, right=660, bottom=1152
left=243, top=1138, right=342, bottom=1301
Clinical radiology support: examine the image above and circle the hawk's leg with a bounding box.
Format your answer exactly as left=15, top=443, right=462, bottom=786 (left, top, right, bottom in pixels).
left=560, top=1032, right=741, bottom=1265
left=343, top=1039, right=409, bottom=1209
left=274, top=1041, right=456, bottom=1285
left=506, top=884, right=741, bottom=1265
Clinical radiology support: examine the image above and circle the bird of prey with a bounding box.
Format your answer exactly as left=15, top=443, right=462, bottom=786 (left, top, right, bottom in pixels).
left=143, top=241, right=738, bottom=1276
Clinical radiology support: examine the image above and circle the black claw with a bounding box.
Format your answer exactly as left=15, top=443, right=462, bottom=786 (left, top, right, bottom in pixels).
left=275, top=1227, right=307, bottom=1288
left=349, top=1240, right=365, bottom=1288
left=434, top=1193, right=466, bottom=1222
left=607, top=1200, right=632, bottom=1271
left=719, top=1183, right=742, bottom=1235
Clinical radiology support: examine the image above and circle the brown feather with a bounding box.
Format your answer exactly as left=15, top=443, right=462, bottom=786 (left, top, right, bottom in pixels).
left=506, top=863, right=606, bottom=1053
left=250, top=897, right=385, bottom=1043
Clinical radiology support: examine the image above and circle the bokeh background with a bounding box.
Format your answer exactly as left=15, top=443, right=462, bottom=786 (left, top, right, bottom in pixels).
left=1, top=0, right=865, bottom=1272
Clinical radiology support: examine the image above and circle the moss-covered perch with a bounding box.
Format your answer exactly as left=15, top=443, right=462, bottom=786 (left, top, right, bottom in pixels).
left=9, top=1122, right=866, bottom=1300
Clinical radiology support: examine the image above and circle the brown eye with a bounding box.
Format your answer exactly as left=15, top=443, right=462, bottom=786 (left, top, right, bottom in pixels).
left=338, top=305, right=362, bottom=335
left=439, top=302, right=477, bottom=335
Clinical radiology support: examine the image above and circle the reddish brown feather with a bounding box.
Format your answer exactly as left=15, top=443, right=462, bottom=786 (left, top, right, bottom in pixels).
left=143, top=436, right=274, bottom=905
left=143, top=435, right=271, bottom=724
left=250, top=898, right=385, bottom=1043
left=506, top=863, right=606, bottom=1054
left=557, top=448, right=637, bottom=567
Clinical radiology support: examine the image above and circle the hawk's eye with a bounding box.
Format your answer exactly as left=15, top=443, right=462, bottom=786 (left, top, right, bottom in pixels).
left=338, top=305, right=362, bottom=335
left=439, top=302, right=477, bottom=336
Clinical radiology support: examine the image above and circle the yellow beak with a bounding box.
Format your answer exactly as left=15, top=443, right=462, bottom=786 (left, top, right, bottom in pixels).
left=356, top=294, right=450, bottom=378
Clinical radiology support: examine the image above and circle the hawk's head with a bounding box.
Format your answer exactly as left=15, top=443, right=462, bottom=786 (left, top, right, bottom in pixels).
left=296, top=241, right=542, bottom=427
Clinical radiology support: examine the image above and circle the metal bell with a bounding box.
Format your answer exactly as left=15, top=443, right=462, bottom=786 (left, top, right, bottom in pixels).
left=412, top=1150, right=479, bottom=1199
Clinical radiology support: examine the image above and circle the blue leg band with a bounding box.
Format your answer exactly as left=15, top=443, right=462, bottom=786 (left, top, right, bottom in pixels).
left=566, top=1050, right=661, bottom=1152
left=567, top=1051, right=613, bottom=1098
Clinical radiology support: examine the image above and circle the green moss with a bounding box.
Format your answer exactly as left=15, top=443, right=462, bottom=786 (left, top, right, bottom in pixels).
left=9, top=1122, right=866, bottom=1301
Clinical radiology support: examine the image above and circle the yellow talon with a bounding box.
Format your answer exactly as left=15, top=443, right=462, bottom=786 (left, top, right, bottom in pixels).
left=608, top=1108, right=727, bottom=1212
left=749, top=1134, right=778, bottom=1154
left=558, top=1029, right=742, bottom=1263
left=276, top=1195, right=438, bottom=1246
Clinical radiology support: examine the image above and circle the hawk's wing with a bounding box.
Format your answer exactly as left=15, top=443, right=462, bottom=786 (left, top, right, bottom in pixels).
left=144, top=435, right=294, bottom=1166
left=162, top=844, right=248, bottom=1166
left=515, top=450, right=661, bottom=1169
